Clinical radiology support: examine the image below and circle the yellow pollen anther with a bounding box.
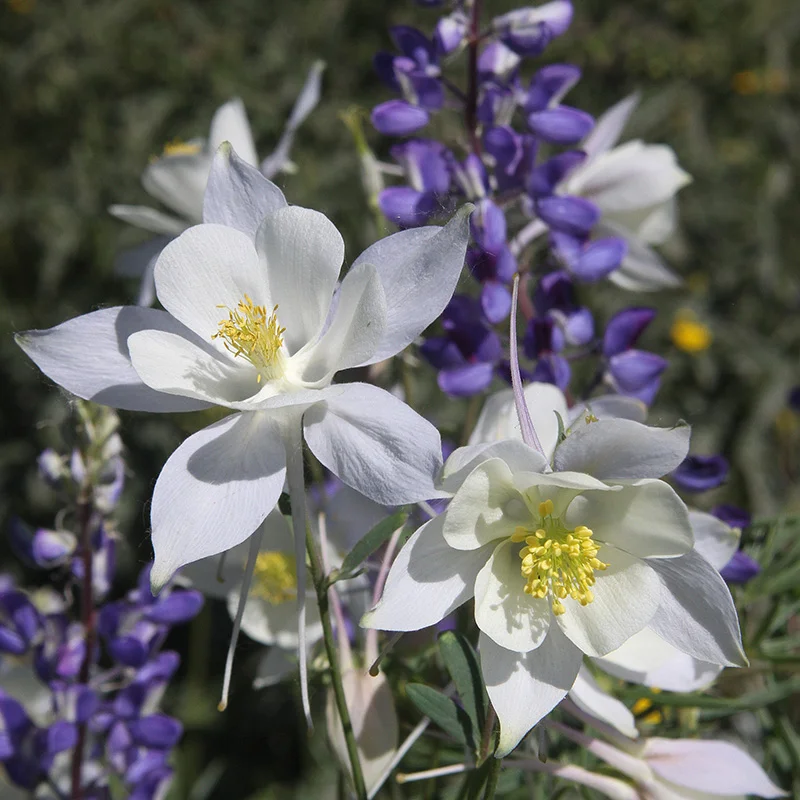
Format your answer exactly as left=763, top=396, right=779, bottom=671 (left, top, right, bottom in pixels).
left=671, top=312, right=712, bottom=354
left=161, top=139, right=202, bottom=157
left=212, top=295, right=286, bottom=382
left=250, top=551, right=297, bottom=605
left=516, top=505, right=608, bottom=615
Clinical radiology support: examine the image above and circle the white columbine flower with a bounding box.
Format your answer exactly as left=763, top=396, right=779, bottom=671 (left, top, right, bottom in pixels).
left=363, top=386, right=745, bottom=756
left=16, top=144, right=471, bottom=594
left=554, top=722, right=786, bottom=800
left=561, top=93, right=692, bottom=292
left=466, top=383, right=747, bottom=739
left=111, top=63, right=324, bottom=305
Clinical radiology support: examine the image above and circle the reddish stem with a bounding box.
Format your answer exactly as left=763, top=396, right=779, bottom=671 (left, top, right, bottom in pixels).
left=70, top=492, right=95, bottom=800
left=465, top=0, right=484, bottom=155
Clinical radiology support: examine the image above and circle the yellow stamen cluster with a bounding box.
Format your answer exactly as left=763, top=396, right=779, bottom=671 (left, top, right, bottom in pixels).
left=250, top=551, right=297, bottom=605
left=632, top=695, right=664, bottom=725
left=511, top=499, right=608, bottom=615
left=162, top=139, right=202, bottom=157
left=212, top=295, right=286, bottom=382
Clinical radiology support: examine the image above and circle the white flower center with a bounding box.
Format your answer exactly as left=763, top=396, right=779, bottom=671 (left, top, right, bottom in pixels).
left=510, top=499, right=608, bottom=616
left=212, top=296, right=287, bottom=383
left=250, top=551, right=297, bottom=605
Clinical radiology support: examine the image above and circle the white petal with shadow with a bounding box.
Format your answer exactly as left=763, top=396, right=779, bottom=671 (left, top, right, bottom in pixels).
left=474, top=541, right=551, bottom=653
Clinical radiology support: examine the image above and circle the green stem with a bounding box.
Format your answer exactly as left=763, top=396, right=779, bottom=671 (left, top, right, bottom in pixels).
left=305, top=518, right=368, bottom=800
left=481, top=755, right=501, bottom=800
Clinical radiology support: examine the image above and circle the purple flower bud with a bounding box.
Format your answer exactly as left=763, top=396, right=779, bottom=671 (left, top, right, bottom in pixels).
left=603, top=307, right=657, bottom=357
left=720, top=551, right=761, bottom=584
left=438, top=363, right=495, bottom=396
left=561, top=307, right=595, bottom=346
left=109, top=636, right=149, bottom=669
left=129, top=714, right=183, bottom=750
left=484, top=126, right=523, bottom=176
left=454, top=154, right=489, bottom=200
left=126, top=750, right=168, bottom=785
left=56, top=626, right=88, bottom=679
left=435, top=12, right=467, bottom=54
left=129, top=766, right=174, bottom=800
left=672, top=455, right=730, bottom=492
left=528, top=150, right=585, bottom=197
left=712, top=504, right=751, bottom=530
left=0, top=627, right=26, bottom=656
left=537, top=196, right=600, bottom=237
left=470, top=199, right=507, bottom=251
left=420, top=337, right=465, bottom=369
left=526, top=63, right=581, bottom=112
left=570, top=237, right=627, bottom=282
left=607, top=350, right=668, bottom=393
left=136, top=651, right=181, bottom=685
left=391, top=139, right=452, bottom=194
left=390, top=26, right=439, bottom=71
left=480, top=281, right=512, bottom=324
left=44, top=721, right=77, bottom=755
left=371, top=100, right=429, bottom=136
left=32, top=529, right=76, bottom=568
left=524, top=317, right=565, bottom=359
left=528, top=106, right=594, bottom=145
left=532, top=353, right=571, bottom=390
left=534, top=270, right=576, bottom=315
left=477, top=42, right=520, bottom=81
left=145, top=590, right=203, bottom=625
left=379, top=187, right=438, bottom=228
left=495, top=2, right=573, bottom=55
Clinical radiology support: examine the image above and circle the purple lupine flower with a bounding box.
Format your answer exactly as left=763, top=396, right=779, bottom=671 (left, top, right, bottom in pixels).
left=602, top=306, right=666, bottom=404
left=534, top=270, right=594, bottom=347
left=712, top=504, right=751, bottom=530
left=379, top=139, right=454, bottom=227
left=0, top=589, right=41, bottom=656
left=493, top=2, right=574, bottom=56
left=672, top=454, right=730, bottom=492
left=523, top=316, right=570, bottom=390
left=720, top=551, right=761, bottom=584
left=420, top=295, right=503, bottom=396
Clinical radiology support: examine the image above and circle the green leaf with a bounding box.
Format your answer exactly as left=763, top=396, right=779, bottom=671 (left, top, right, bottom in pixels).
left=406, top=683, right=474, bottom=749
left=553, top=410, right=567, bottom=446
left=438, top=631, right=487, bottom=753
left=330, top=510, right=407, bottom=585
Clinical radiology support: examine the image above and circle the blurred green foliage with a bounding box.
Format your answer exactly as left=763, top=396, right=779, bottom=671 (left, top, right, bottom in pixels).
left=1, top=0, right=799, bottom=797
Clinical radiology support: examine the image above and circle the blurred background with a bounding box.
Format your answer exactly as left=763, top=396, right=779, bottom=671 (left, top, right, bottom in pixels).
left=1, top=0, right=799, bottom=797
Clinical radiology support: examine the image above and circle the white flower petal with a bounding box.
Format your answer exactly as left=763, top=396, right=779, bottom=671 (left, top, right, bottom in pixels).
left=568, top=665, right=638, bottom=739
left=15, top=306, right=210, bottom=413
left=155, top=223, right=269, bottom=343
left=444, top=458, right=529, bottom=550
left=142, top=153, right=210, bottom=222
left=208, top=98, right=258, bottom=167
left=474, top=541, right=551, bottom=652
left=555, top=546, right=660, bottom=657
left=304, top=382, right=445, bottom=505
left=554, top=419, right=690, bottom=481
left=594, top=627, right=722, bottom=693
left=150, top=411, right=286, bottom=590
left=647, top=550, right=746, bottom=667
left=261, top=61, right=325, bottom=178
left=256, top=206, right=344, bottom=354
left=440, top=440, right=547, bottom=494
left=353, top=205, right=472, bottom=365
left=227, top=586, right=322, bottom=649
left=580, top=93, right=639, bottom=161
left=602, top=222, right=682, bottom=291
left=568, top=394, right=647, bottom=425
left=481, top=627, right=582, bottom=757
left=571, top=141, right=691, bottom=214
left=468, top=383, right=569, bottom=461
left=290, top=262, right=386, bottom=385
left=362, top=515, right=491, bottom=631
left=108, top=204, right=187, bottom=236
left=203, top=143, right=287, bottom=238
left=689, top=510, right=740, bottom=572
left=568, top=480, right=693, bottom=558
left=128, top=328, right=258, bottom=406
left=643, top=738, right=787, bottom=798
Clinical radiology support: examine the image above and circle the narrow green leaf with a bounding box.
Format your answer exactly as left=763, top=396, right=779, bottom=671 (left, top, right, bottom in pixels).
left=331, top=510, right=407, bottom=584
left=438, top=631, right=487, bottom=750
left=406, top=683, right=474, bottom=749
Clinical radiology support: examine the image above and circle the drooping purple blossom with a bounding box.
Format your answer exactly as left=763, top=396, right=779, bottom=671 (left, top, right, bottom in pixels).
left=672, top=454, right=730, bottom=493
